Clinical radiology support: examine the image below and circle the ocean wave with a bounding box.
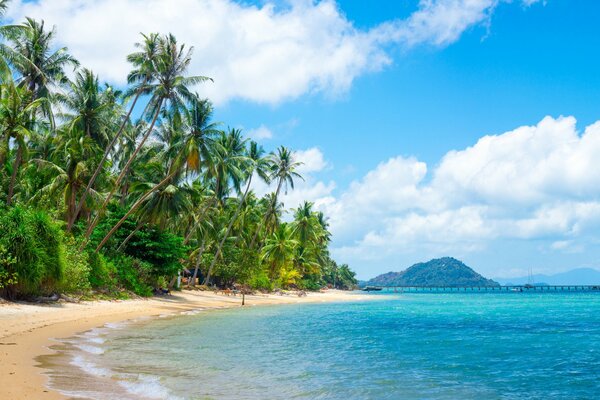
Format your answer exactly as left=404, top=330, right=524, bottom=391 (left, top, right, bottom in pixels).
left=70, top=355, right=112, bottom=378
left=119, top=374, right=183, bottom=400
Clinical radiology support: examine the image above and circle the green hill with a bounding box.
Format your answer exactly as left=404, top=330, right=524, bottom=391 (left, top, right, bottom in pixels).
left=366, top=257, right=499, bottom=287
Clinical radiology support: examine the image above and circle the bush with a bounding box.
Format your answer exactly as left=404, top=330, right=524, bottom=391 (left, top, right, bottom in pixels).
left=0, top=206, right=65, bottom=298
left=112, top=254, right=154, bottom=296
left=248, top=268, right=273, bottom=291
left=60, top=237, right=92, bottom=294
left=87, top=251, right=117, bottom=290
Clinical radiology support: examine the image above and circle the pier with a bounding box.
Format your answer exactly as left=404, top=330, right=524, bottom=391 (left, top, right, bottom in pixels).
left=367, top=285, right=600, bottom=293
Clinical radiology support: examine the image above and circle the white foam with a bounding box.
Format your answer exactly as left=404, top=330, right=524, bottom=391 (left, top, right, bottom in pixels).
left=86, top=336, right=106, bottom=344
left=74, top=344, right=105, bottom=355
left=119, top=374, right=183, bottom=400
left=70, top=355, right=113, bottom=378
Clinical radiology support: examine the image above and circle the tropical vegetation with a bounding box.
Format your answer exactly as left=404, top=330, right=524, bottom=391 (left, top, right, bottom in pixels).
left=0, top=3, right=356, bottom=300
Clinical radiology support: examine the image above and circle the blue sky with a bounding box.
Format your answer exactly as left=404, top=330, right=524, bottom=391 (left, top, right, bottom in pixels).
left=9, top=0, right=600, bottom=279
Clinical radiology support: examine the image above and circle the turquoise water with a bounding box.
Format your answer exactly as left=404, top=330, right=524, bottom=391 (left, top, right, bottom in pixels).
left=45, top=293, right=600, bottom=399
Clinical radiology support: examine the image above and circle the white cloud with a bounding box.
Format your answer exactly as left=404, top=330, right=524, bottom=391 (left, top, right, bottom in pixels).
left=246, top=124, right=273, bottom=140
left=293, top=147, right=330, bottom=174
left=7, top=0, right=541, bottom=105
left=303, top=116, right=600, bottom=271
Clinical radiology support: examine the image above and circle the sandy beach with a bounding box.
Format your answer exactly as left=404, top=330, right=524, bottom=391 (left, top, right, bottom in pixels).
left=0, top=289, right=368, bottom=399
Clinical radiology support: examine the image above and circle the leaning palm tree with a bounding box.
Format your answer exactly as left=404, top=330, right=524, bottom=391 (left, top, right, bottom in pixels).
left=71, top=33, right=161, bottom=230
left=86, top=34, right=212, bottom=246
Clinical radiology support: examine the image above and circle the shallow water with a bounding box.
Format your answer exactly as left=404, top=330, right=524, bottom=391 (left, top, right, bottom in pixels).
left=41, top=292, right=600, bottom=399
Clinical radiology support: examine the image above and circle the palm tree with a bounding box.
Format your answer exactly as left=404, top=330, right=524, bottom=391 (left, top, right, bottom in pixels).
left=71, top=33, right=161, bottom=230
left=261, top=223, right=298, bottom=282
left=0, top=80, right=47, bottom=204
left=249, top=146, right=303, bottom=249
left=0, top=18, right=79, bottom=102
left=270, top=146, right=303, bottom=201
left=86, top=34, right=212, bottom=245
left=31, top=128, right=98, bottom=224
left=203, top=139, right=271, bottom=285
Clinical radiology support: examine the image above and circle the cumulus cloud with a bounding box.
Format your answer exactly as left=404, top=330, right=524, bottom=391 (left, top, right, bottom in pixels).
left=304, top=116, right=600, bottom=267
left=7, top=0, right=541, bottom=105
left=246, top=124, right=274, bottom=140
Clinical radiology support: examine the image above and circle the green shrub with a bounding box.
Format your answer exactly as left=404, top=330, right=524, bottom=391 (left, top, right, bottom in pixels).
left=0, top=206, right=66, bottom=298
left=0, top=244, right=18, bottom=290
left=60, top=237, right=91, bottom=294
left=248, top=268, right=273, bottom=291
left=112, top=254, right=153, bottom=296
left=87, top=251, right=117, bottom=290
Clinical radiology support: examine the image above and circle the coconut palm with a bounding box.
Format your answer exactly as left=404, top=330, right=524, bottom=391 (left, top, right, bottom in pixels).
left=270, top=146, right=303, bottom=200
left=72, top=33, right=161, bottom=231
left=0, top=18, right=79, bottom=102
left=261, top=223, right=298, bottom=282
left=31, top=128, right=98, bottom=224
left=86, top=33, right=212, bottom=245
left=0, top=80, right=47, bottom=204
left=203, top=140, right=271, bottom=285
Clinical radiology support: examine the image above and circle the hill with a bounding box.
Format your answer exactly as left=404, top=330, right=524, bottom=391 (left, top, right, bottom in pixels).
left=366, top=257, right=499, bottom=287
left=494, top=268, right=600, bottom=286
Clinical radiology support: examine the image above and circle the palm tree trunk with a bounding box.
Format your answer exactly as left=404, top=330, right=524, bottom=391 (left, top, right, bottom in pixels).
left=67, top=87, right=144, bottom=232
left=95, top=170, right=174, bottom=253
left=116, top=220, right=144, bottom=252
left=188, top=239, right=206, bottom=288
left=66, top=184, right=76, bottom=225
left=84, top=98, right=164, bottom=244
left=183, top=198, right=215, bottom=245
left=6, top=145, right=22, bottom=206
left=203, top=174, right=253, bottom=286
left=250, top=178, right=283, bottom=250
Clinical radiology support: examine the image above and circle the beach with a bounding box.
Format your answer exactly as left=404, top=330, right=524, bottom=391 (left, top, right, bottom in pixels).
left=0, top=289, right=367, bottom=399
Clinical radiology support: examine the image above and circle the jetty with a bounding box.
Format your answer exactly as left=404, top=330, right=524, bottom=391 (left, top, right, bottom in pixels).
left=367, top=285, right=600, bottom=293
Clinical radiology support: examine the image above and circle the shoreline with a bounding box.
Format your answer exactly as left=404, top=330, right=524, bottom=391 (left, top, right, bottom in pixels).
left=0, top=289, right=370, bottom=400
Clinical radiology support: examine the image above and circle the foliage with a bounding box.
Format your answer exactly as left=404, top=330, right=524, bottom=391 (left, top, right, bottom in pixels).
left=0, top=9, right=357, bottom=300
left=112, top=254, right=154, bottom=296
left=87, top=251, right=117, bottom=290
left=59, top=236, right=92, bottom=293
left=0, top=206, right=65, bottom=298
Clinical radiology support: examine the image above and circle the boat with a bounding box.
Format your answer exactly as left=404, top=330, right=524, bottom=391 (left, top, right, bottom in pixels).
left=362, top=286, right=382, bottom=292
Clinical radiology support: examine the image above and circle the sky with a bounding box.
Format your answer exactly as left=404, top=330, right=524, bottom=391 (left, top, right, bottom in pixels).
left=7, top=0, right=600, bottom=279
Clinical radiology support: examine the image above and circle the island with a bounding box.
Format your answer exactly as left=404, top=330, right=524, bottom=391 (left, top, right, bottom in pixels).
left=364, top=257, right=500, bottom=287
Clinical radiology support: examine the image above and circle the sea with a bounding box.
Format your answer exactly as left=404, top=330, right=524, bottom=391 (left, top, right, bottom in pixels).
left=40, top=292, right=600, bottom=399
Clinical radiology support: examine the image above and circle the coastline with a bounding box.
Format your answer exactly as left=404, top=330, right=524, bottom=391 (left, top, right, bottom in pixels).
left=0, top=289, right=370, bottom=400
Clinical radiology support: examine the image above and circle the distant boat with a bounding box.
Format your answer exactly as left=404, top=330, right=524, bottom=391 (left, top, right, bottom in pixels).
left=362, top=286, right=382, bottom=292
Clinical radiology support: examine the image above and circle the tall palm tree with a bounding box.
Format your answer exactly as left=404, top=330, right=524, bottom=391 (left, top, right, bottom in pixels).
left=0, top=18, right=78, bottom=102
left=72, top=33, right=161, bottom=230
left=203, top=140, right=271, bottom=285
left=0, top=80, right=47, bottom=204
left=261, top=223, right=298, bottom=281
left=86, top=34, right=211, bottom=245
left=31, top=128, right=98, bottom=224
left=270, top=146, right=303, bottom=201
